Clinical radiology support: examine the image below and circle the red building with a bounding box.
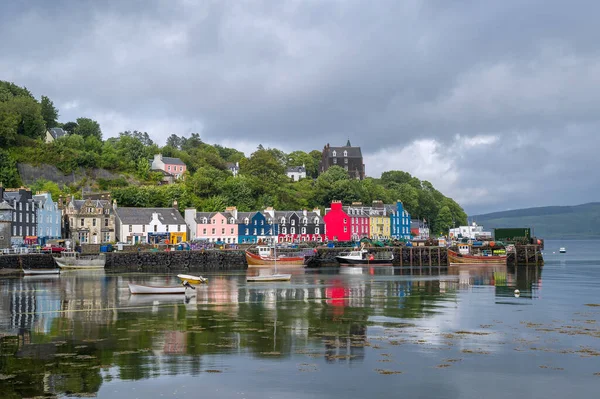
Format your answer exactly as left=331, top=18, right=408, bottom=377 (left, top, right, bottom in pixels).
left=342, top=203, right=370, bottom=240
left=324, top=201, right=351, bottom=241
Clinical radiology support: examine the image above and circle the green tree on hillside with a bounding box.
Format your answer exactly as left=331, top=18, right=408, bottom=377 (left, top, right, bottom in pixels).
left=0, top=149, right=20, bottom=187
left=75, top=117, right=102, bottom=140
left=40, top=95, right=59, bottom=128
left=62, top=121, right=78, bottom=134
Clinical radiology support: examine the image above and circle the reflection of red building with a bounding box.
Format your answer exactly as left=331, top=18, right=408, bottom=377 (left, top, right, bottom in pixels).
left=277, top=233, right=325, bottom=243
left=324, top=201, right=351, bottom=241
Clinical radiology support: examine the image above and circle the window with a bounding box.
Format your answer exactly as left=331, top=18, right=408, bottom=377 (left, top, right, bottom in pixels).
left=301, top=227, right=306, bottom=234
left=261, top=220, right=264, bottom=225
left=166, top=225, right=169, bottom=232
left=290, top=227, right=295, bottom=234
left=282, top=227, right=287, bottom=234
left=253, top=228, right=257, bottom=235
left=333, top=158, right=337, bottom=164
left=230, top=218, right=235, bottom=224
left=291, top=219, right=295, bottom=226
left=26, top=213, right=29, bottom=223
left=344, top=158, right=348, bottom=164
left=245, top=228, right=249, bottom=235
left=212, top=219, right=216, bottom=224
left=314, top=217, right=319, bottom=224
left=80, top=218, right=84, bottom=227
left=129, top=225, right=132, bottom=232
left=26, top=203, right=29, bottom=211
left=344, top=226, right=347, bottom=232
left=26, top=226, right=29, bottom=236
left=168, top=165, right=171, bottom=171
left=344, top=165, right=348, bottom=171
left=315, top=227, right=320, bottom=234
left=303, top=218, right=307, bottom=224
left=212, top=228, right=215, bottom=234
left=203, top=228, right=206, bottom=234
left=154, top=225, right=157, bottom=232
left=93, top=219, right=97, bottom=227
left=231, top=228, right=234, bottom=234
left=180, top=166, right=183, bottom=171
left=280, top=217, right=285, bottom=224
left=221, top=219, right=224, bottom=224
left=222, top=228, right=225, bottom=234
left=143, top=225, right=146, bottom=233
left=105, top=219, right=109, bottom=227
left=19, top=226, right=22, bottom=236
left=104, top=232, right=111, bottom=242
left=261, top=228, right=264, bottom=235
left=344, top=150, right=347, bottom=157
left=13, top=226, right=16, bottom=235
left=332, top=150, right=336, bottom=156
left=343, top=218, right=347, bottom=224
left=244, top=218, right=249, bottom=224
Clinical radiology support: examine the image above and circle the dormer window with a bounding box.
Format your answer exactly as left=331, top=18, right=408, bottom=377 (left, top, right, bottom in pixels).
left=291, top=219, right=295, bottom=226
left=280, top=217, right=285, bottom=224
left=303, top=217, right=307, bottom=224
left=244, top=218, right=249, bottom=224
left=230, top=218, right=235, bottom=224
left=343, top=150, right=347, bottom=157
left=314, top=217, right=319, bottom=224
left=202, top=217, right=207, bottom=224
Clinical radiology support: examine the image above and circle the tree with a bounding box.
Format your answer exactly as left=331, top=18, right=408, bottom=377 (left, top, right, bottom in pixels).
left=240, top=148, right=285, bottom=183
left=166, top=134, right=182, bottom=149
left=74, top=117, right=102, bottom=140
left=0, top=104, right=19, bottom=146
left=1, top=96, right=45, bottom=139
left=181, top=133, right=202, bottom=152
left=435, top=205, right=454, bottom=235
left=0, top=149, right=20, bottom=187
left=287, top=150, right=319, bottom=178
left=381, top=170, right=412, bottom=186
left=62, top=121, right=78, bottom=134
left=40, top=95, right=59, bottom=128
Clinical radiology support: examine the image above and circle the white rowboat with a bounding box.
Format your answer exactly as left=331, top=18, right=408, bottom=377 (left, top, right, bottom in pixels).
left=247, top=274, right=292, bottom=282
left=22, top=268, right=60, bottom=275
left=177, top=274, right=208, bottom=284
left=128, top=283, right=189, bottom=295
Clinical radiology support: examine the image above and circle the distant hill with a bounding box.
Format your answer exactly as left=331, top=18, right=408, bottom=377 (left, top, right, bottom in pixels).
left=470, top=203, right=600, bottom=240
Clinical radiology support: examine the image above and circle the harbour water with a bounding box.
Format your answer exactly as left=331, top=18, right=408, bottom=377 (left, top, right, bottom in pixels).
left=0, top=240, right=598, bottom=398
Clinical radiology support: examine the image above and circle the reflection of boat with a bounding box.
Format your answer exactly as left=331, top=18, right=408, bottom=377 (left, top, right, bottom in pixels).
left=22, top=268, right=60, bottom=275
left=559, top=247, right=566, bottom=253
left=177, top=274, right=208, bottom=284
left=128, top=283, right=190, bottom=294
left=245, top=246, right=304, bottom=266
left=126, top=294, right=188, bottom=305
left=335, top=248, right=394, bottom=266
left=54, top=251, right=105, bottom=269
left=448, top=244, right=506, bottom=266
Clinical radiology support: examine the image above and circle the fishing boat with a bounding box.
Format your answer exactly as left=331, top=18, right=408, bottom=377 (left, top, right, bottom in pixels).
left=559, top=247, right=566, bottom=254
left=245, top=246, right=304, bottom=266
left=247, top=244, right=292, bottom=282
left=335, top=248, right=394, bottom=266
left=22, top=268, right=60, bottom=275
left=448, top=243, right=507, bottom=266
left=177, top=274, right=208, bottom=284
left=128, top=283, right=191, bottom=294
left=54, top=251, right=105, bottom=270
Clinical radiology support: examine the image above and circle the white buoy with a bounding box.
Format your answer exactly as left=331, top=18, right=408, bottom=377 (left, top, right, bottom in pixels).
left=514, top=289, right=520, bottom=298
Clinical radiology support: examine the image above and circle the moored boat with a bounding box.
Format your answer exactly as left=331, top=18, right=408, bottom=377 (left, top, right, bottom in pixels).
left=128, top=283, right=190, bottom=294
left=447, top=249, right=507, bottom=265
left=22, top=268, right=60, bottom=275
left=559, top=247, right=566, bottom=253
left=245, top=247, right=304, bottom=266
left=335, top=248, right=394, bottom=266
left=54, top=251, right=105, bottom=269
left=177, top=274, right=208, bottom=284
left=247, top=274, right=292, bottom=282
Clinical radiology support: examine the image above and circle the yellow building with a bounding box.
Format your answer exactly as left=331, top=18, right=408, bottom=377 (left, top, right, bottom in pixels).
left=369, top=215, right=390, bottom=239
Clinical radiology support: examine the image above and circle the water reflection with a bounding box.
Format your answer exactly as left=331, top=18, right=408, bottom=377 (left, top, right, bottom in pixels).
left=0, top=264, right=547, bottom=398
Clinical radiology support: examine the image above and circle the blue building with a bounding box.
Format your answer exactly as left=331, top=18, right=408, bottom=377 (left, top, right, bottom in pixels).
left=33, top=193, right=62, bottom=245
left=237, top=211, right=276, bottom=243
left=390, top=201, right=411, bottom=240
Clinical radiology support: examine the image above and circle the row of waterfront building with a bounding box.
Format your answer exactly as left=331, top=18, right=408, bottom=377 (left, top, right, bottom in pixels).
left=0, top=186, right=427, bottom=249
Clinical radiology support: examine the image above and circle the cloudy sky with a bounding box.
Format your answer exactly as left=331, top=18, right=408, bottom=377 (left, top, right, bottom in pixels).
left=1, top=0, right=599, bottom=215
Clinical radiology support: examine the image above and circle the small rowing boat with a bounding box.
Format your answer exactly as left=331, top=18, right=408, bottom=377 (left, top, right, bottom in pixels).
left=247, top=274, right=292, bottom=282
left=177, top=274, right=208, bottom=284
left=128, top=283, right=191, bottom=295
left=22, top=268, right=60, bottom=275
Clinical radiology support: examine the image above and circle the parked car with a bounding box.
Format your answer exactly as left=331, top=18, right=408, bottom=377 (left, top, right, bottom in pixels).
left=42, top=245, right=67, bottom=253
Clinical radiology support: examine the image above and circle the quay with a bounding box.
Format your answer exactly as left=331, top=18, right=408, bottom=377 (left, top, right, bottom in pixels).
left=0, top=244, right=543, bottom=274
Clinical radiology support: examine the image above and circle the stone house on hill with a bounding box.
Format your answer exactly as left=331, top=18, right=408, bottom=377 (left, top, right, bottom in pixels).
left=319, top=140, right=365, bottom=180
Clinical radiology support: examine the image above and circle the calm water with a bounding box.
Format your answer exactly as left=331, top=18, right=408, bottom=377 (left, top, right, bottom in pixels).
left=1, top=240, right=599, bottom=398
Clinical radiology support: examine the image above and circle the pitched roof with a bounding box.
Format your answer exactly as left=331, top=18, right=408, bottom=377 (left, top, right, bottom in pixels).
left=226, top=162, right=239, bottom=170
left=286, top=166, right=306, bottom=173
left=0, top=201, right=13, bottom=211
left=195, top=212, right=218, bottom=222
left=162, top=156, right=186, bottom=165
left=116, top=207, right=185, bottom=225
left=326, top=145, right=362, bottom=158
left=69, top=199, right=110, bottom=211
left=48, top=128, right=67, bottom=140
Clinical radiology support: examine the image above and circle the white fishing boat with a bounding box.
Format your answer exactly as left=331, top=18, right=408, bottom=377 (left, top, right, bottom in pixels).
left=177, top=274, right=208, bottom=284
left=335, top=247, right=394, bottom=266
left=559, top=247, right=566, bottom=254
left=22, top=268, right=60, bottom=275
left=54, top=251, right=105, bottom=270
left=128, top=283, right=192, bottom=295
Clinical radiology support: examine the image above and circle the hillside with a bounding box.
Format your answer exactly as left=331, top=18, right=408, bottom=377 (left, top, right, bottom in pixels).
left=471, top=203, right=600, bottom=239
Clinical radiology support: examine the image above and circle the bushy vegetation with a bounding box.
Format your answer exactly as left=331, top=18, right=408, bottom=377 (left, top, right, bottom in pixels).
left=0, top=80, right=467, bottom=234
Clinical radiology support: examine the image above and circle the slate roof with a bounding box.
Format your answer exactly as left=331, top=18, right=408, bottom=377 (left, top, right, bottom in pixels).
left=286, top=166, right=306, bottom=173
left=325, top=145, right=362, bottom=158
left=48, top=128, right=67, bottom=140
left=226, top=162, right=239, bottom=170
left=195, top=212, right=218, bottom=222
left=69, top=199, right=110, bottom=211
left=0, top=201, right=14, bottom=211
left=162, top=156, right=186, bottom=166
left=116, top=207, right=185, bottom=225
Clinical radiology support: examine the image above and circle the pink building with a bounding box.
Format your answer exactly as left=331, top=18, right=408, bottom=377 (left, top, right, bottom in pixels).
left=186, top=210, right=239, bottom=244
left=151, top=154, right=187, bottom=179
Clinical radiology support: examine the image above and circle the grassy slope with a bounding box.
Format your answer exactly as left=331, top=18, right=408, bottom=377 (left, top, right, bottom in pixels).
left=470, top=203, right=600, bottom=239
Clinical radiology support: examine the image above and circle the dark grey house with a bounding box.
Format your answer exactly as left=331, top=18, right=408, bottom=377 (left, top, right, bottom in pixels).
left=319, top=140, right=365, bottom=180
left=0, top=200, right=14, bottom=249
left=0, top=187, right=37, bottom=245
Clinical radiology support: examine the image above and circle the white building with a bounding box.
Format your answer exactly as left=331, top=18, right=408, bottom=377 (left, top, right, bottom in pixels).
left=448, top=222, right=492, bottom=240
left=286, top=165, right=306, bottom=181
left=114, top=202, right=187, bottom=244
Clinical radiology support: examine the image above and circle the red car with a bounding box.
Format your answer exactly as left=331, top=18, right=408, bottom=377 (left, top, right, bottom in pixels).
left=42, top=245, right=68, bottom=253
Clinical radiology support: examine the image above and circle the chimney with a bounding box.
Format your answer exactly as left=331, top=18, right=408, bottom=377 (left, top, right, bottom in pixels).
left=226, top=206, right=238, bottom=219
left=331, top=200, right=342, bottom=211
left=313, top=208, right=321, bottom=216
left=172, top=200, right=178, bottom=210
left=264, top=207, right=274, bottom=217
left=112, top=199, right=117, bottom=211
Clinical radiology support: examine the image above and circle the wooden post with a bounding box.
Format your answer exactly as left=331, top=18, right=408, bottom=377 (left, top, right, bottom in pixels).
left=429, top=247, right=432, bottom=267
left=400, top=247, right=403, bottom=267
left=535, top=245, right=538, bottom=265
left=419, top=247, right=423, bottom=267
left=525, top=246, right=528, bottom=266
left=410, top=248, right=413, bottom=266
left=437, top=247, right=441, bottom=267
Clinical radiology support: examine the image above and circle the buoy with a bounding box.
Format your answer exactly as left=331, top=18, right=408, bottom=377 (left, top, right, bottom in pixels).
left=514, top=289, right=520, bottom=298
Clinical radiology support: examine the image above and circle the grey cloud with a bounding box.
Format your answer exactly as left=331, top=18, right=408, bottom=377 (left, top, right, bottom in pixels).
left=1, top=0, right=599, bottom=213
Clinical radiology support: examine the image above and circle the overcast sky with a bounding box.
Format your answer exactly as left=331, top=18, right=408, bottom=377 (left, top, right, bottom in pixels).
left=2, top=0, right=599, bottom=215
